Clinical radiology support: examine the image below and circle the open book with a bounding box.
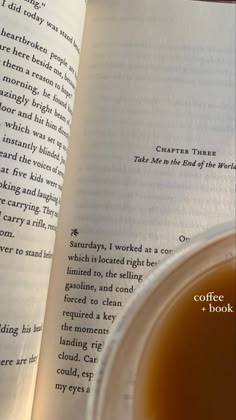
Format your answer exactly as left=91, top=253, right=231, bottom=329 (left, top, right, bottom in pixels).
left=0, top=0, right=235, bottom=419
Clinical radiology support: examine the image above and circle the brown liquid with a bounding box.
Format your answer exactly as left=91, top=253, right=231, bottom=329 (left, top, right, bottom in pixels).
left=135, top=260, right=236, bottom=420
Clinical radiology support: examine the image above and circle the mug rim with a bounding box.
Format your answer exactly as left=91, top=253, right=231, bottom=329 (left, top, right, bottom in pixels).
left=86, top=220, right=236, bottom=420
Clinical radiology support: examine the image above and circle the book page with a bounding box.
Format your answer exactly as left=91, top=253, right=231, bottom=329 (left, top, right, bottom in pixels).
left=0, top=1, right=86, bottom=419
left=32, top=1, right=235, bottom=419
